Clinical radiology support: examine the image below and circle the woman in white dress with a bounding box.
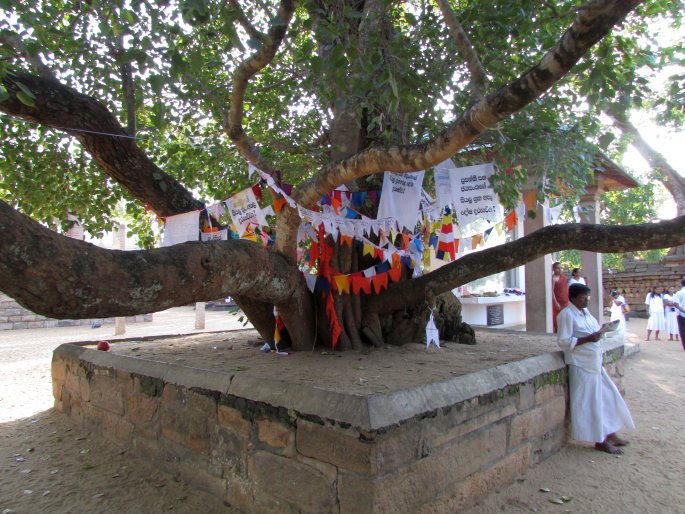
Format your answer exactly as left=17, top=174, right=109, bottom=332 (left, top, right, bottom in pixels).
left=645, top=286, right=665, bottom=341
left=663, top=286, right=680, bottom=341
left=609, top=291, right=627, bottom=336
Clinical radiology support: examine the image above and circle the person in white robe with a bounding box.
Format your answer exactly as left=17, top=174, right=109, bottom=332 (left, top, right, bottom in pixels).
left=663, top=286, right=680, bottom=342
left=557, top=283, right=635, bottom=454
left=644, top=286, right=665, bottom=340
left=672, top=280, right=685, bottom=350
left=568, top=268, right=586, bottom=287
left=609, top=290, right=627, bottom=336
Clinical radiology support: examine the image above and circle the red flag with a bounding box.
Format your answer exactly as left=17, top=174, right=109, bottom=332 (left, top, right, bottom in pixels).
left=252, top=183, right=263, bottom=202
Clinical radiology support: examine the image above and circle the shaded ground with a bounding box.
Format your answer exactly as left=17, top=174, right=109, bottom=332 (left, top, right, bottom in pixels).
left=1, top=310, right=683, bottom=513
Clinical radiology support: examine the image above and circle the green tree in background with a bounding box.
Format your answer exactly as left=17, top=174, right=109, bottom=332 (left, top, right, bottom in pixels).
left=1, top=0, right=684, bottom=349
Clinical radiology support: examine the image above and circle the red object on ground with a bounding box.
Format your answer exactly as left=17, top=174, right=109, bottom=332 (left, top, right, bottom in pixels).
left=96, top=341, right=110, bottom=351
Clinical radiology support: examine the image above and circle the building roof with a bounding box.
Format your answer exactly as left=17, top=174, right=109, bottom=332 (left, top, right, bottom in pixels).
left=591, top=151, right=641, bottom=192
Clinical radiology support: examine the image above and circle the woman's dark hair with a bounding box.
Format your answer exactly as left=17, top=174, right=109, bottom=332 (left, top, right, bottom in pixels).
left=569, top=283, right=591, bottom=299
left=648, top=287, right=662, bottom=299
left=572, top=268, right=580, bottom=275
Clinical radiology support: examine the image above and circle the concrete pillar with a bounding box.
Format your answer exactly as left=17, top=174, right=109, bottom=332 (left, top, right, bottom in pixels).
left=195, top=302, right=206, bottom=329
left=113, top=223, right=127, bottom=335
left=524, top=202, right=552, bottom=333
left=579, top=195, right=604, bottom=321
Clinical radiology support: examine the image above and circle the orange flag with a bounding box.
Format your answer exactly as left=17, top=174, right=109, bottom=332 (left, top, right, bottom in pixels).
left=371, top=273, right=388, bottom=294
left=388, top=265, right=402, bottom=283
left=273, top=197, right=287, bottom=213
left=505, top=211, right=517, bottom=231
left=331, top=196, right=341, bottom=215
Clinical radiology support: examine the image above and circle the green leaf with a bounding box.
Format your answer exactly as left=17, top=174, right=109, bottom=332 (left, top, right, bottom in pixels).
left=148, top=75, right=164, bottom=94
left=123, top=10, right=139, bottom=24
left=598, top=132, right=615, bottom=149
left=15, top=81, right=36, bottom=99
left=0, top=85, right=9, bottom=103
left=16, top=91, right=36, bottom=107
left=158, top=181, right=167, bottom=192
left=388, top=73, right=398, bottom=100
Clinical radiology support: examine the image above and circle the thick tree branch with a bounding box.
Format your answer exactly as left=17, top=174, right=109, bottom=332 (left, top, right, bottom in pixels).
left=0, top=72, right=202, bottom=216
left=610, top=112, right=685, bottom=216
left=227, top=0, right=295, bottom=175
left=366, top=215, right=685, bottom=314
left=435, top=0, right=488, bottom=103
left=0, top=200, right=305, bottom=319
left=293, top=0, right=642, bottom=208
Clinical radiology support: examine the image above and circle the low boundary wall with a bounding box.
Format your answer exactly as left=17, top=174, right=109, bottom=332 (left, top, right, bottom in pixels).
left=52, top=339, right=628, bottom=513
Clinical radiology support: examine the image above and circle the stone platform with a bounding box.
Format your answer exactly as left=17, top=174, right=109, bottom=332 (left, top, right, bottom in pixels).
left=51, top=329, right=628, bottom=513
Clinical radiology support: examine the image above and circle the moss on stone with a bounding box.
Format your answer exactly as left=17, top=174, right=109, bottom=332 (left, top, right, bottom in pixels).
left=533, top=369, right=565, bottom=389
left=138, top=375, right=164, bottom=397
left=219, top=394, right=295, bottom=427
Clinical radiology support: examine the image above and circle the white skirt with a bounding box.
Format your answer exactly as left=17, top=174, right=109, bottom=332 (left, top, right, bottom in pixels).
left=568, top=366, right=635, bottom=443
left=664, top=309, right=679, bottom=336
left=646, top=309, right=665, bottom=331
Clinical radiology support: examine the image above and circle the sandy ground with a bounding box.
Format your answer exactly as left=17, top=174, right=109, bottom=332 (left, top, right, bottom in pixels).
left=1, top=309, right=684, bottom=513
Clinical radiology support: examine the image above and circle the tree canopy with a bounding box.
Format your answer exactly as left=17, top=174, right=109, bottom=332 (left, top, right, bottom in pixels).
left=1, top=0, right=684, bottom=349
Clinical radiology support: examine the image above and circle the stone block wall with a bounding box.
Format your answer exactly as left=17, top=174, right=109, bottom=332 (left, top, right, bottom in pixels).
left=603, top=256, right=684, bottom=318
left=51, top=341, right=628, bottom=513
left=0, top=293, right=151, bottom=330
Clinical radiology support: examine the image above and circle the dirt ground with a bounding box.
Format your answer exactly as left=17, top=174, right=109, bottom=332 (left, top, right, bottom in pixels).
left=1, top=310, right=683, bottom=513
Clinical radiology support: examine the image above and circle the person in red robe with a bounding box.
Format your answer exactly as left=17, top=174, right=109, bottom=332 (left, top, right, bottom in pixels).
left=552, top=261, right=569, bottom=332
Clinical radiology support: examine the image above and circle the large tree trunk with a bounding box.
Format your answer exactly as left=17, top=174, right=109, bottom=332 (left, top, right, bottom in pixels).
left=0, top=0, right=661, bottom=351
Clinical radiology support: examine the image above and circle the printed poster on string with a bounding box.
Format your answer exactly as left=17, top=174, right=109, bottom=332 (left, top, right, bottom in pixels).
left=376, top=171, right=425, bottom=231
left=226, top=188, right=266, bottom=237
left=450, top=162, right=501, bottom=227
left=434, top=159, right=455, bottom=212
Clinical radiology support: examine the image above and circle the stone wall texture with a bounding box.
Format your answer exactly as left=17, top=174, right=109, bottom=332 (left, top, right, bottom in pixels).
left=603, top=256, right=685, bottom=318
left=52, top=342, right=628, bottom=513
left=0, top=293, right=151, bottom=331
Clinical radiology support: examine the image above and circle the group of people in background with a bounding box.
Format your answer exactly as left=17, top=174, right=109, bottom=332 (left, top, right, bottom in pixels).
left=643, top=285, right=682, bottom=342
left=553, top=262, right=685, bottom=345
left=552, top=265, right=685, bottom=457
left=601, top=281, right=685, bottom=347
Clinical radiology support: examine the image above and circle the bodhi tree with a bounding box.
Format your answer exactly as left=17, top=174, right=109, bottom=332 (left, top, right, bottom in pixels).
left=1, top=0, right=684, bottom=350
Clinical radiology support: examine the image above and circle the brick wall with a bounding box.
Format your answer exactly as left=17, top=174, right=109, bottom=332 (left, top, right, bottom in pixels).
left=603, top=256, right=685, bottom=318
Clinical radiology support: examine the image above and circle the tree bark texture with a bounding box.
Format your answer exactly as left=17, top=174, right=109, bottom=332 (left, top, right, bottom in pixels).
left=0, top=200, right=306, bottom=320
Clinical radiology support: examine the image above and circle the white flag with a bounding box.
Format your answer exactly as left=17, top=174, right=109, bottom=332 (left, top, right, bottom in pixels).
left=377, top=171, right=425, bottom=231
left=451, top=163, right=501, bottom=227
left=163, top=211, right=200, bottom=247
left=425, top=312, right=440, bottom=349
